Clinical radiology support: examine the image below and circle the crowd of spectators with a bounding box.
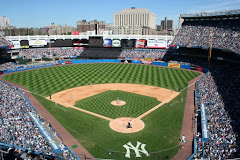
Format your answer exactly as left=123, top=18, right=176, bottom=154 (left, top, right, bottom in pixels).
left=0, top=80, right=79, bottom=159
left=119, top=49, right=167, bottom=59
left=20, top=48, right=85, bottom=59
left=196, top=63, right=240, bottom=159
left=0, top=62, right=18, bottom=71
left=0, top=35, right=11, bottom=47
left=172, top=19, right=240, bottom=54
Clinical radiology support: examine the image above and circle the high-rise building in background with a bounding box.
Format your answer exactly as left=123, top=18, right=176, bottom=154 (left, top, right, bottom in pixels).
left=156, top=17, right=175, bottom=36
left=113, top=7, right=156, bottom=35
left=76, top=20, right=105, bottom=35
left=160, top=17, right=173, bottom=31
left=0, top=16, right=10, bottom=30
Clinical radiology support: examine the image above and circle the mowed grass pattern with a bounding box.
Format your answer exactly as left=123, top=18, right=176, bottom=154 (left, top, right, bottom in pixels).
left=3, top=63, right=200, bottom=97
left=75, top=90, right=160, bottom=119
left=3, top=63, right=201, bottom=159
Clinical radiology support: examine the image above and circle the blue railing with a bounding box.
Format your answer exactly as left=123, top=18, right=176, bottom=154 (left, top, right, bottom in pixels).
left=188, top=71, right=209, bottom=159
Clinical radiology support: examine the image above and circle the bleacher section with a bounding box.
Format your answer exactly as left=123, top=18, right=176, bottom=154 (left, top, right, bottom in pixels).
left=0, top=80, right=79, bottom=159
left=172, top=19, right=240, bottom=54
left=0, top=35, right=11, bottom=47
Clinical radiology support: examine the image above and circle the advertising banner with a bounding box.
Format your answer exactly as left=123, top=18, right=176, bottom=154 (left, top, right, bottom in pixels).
left=168, top=63, right=180, bottom=68
left=112, top=39, right=121, bottom=47
left=103, top=39, right=112, bottom=47
left=72, top=31, right=80, bottom=35
left=141, top=60, right=152, bottom=64
left=65, top=61, right=72, bottom=64
left=135, top=39, right=146, bottom=48
left=147, top=40, right=166, bottom=49
left=196, top=66, right=203, bottom=72
left=143, top=58, right=155, bottom=61
left=29, top=40, right=47, bottom=47
left=20, top=46, right=29, bottom=49
left=10, top=41, right=21, bottom=49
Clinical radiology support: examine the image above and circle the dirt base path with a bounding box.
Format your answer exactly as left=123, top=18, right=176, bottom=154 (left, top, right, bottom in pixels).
left=47, top=83, right=179, bottom=106
left=171, top=72, right=204, bottom=160
left=46, top=83, right=180, bottom=133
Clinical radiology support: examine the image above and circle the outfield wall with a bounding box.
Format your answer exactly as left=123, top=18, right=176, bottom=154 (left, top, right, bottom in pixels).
left=1, top=59, right=207, bottom=75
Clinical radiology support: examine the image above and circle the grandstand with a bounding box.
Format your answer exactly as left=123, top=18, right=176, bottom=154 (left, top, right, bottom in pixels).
left=0, top=80, right=79, bottom=160
left=171, top=9, right=240, bottom=159
left=0, top=9, right=239, bottom=160
left=173, top=9, right=240, bottom=54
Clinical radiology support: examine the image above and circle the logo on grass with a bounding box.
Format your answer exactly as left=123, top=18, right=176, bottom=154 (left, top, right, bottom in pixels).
left=123, top=141, right=149, bottom=158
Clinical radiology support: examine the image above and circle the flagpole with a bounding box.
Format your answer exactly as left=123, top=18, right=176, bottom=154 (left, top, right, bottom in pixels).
left=208, top=27, right=213, bottom=70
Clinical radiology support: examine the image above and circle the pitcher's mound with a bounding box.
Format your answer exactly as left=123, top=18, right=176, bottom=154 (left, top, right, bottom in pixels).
left=109, top=117, right=144, bottom=133
left=111, top=100, right=126, bottom=106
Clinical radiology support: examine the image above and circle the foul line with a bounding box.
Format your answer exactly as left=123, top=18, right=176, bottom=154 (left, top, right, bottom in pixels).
left=136, top=92, right=180, bottom=120
left=136, top=78, right=200, bottom=121
left=46, top=97, right=113, bottom=122
left=16, top=78, right=199, bottom=124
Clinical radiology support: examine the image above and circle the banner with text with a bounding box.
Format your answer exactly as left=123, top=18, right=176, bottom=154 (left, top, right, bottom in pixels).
left=112, top=39, right=121, bottom=47
left=29, top=40, right=47, bottom=47
left=168, top=63, right=180, bottom=68
left=135, top=39, right=146, bottom=48
left=147, top=40, right=166, bottom=49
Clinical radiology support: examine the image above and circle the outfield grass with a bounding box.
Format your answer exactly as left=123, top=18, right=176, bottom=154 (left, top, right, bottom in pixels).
left=75, top=90, right=160, bottom=119
left=3, top=63, right=200, bottom=159
left=3, top=63, right=199, bottom=96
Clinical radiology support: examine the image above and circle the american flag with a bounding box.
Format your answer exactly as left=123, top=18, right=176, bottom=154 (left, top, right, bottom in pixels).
left=43, top=27, right=50, bottom=32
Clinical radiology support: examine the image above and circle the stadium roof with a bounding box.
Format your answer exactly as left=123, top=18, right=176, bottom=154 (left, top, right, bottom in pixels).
left=180, top=9, right=240, bottom=19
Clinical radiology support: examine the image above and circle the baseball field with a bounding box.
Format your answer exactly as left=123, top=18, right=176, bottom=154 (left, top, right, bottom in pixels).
left=3, top=63, right=200, bottom=159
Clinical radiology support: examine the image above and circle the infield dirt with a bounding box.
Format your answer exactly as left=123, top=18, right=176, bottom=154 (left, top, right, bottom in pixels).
left=46, top=83, right=179, bottom=106
left=46, top=83, right=180, bottom=133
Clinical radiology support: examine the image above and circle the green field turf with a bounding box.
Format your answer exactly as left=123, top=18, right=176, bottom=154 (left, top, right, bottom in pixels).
left=3, top=63, right=200, bottom=159
left=75, top=90, right=160, bottom=119
left=3, top=63, right=199, bottom=96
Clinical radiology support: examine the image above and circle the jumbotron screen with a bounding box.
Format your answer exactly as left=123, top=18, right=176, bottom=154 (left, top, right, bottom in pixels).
left=89, top=36, right=103, bottom=47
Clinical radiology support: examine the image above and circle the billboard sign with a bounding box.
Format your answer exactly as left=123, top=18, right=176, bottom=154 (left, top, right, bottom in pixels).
left=147, top=40, right=166, bottom=49
left=20, top=46, right=29, bottom=49
left=135, top=39, right=146, bottom=48
left=103, top=39, right=112, bottom=47
left=112, top=39, right=121, bottom=47
left=72, top=31, right=80, bottom=35
left=141, top=60, right=152, bottom=64
left=10, top=41, right=20, bottom=49
left=168, top=63, right=180, bottom=68
left=29, top=40, right=47, bottom=47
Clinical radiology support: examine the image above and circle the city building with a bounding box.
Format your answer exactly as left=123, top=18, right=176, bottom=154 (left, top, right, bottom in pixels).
left=76, top=20, right=105, bottom=35
left=156, top=17, right=175, bottom=36
left=113, top=7, right=156, bottom=35
left=0, top=16, right=10, bottom=30
left=46, top=23, right=76, bottom=35
left=160, top=17, right=173, bottom=31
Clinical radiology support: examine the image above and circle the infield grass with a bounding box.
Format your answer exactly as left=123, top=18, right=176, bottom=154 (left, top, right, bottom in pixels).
left=75, top=90, right=160, bottom=119
left=3, top=63, right=200, bottom=159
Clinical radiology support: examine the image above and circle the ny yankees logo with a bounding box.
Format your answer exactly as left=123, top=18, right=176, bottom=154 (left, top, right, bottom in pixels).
left=123, top=141, right=149, bottom=158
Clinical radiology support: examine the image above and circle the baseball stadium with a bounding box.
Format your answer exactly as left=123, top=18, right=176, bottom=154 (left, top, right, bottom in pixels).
left=0, top=9, right=240, bottom=160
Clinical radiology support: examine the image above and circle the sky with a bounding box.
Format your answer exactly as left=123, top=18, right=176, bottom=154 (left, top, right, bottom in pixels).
left=0, top=0, right=240, bottom=28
